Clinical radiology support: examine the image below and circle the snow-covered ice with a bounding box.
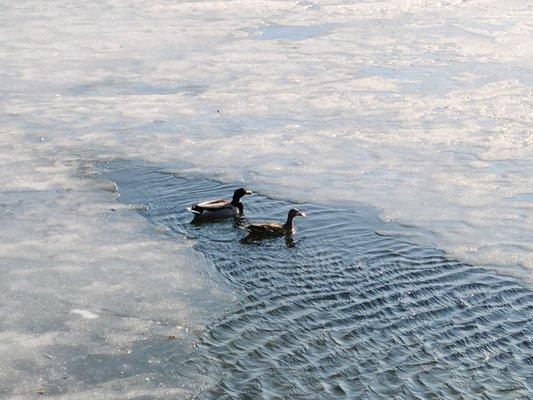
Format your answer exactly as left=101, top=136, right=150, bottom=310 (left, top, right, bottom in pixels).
left=0, top=0, right=532, bottom=396
left=0, top=132, right=233, bottom=397
left=2, top=0, right=530, bottom=270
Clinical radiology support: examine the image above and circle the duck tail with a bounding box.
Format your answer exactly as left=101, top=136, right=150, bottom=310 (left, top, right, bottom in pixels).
left=187, top=205, right=203, bottom=215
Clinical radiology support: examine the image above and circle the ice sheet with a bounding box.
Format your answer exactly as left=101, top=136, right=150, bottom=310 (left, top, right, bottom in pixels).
left=2, top=0, right=530, bottom=272
left=0, top=132, right=233, bottom=397
left=0, top=1, right=532, bottom=396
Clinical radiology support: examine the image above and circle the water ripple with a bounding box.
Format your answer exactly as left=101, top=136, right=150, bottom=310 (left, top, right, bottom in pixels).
left=102, top=161, right=533, bottom=399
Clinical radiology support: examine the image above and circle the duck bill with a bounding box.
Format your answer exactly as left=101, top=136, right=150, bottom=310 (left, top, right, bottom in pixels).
left=298, top=211, right=306, bottom=217
left=245, top=190, right=253, bottom=195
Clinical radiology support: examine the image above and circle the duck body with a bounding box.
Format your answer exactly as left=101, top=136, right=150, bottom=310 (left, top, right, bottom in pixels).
left=187, top=188, right=252, bottom=218
left=246, top=209, right=305, bottom=238
left=247, top=221, right=289, bottom=237
left=188, top=199, right=242, bottom=217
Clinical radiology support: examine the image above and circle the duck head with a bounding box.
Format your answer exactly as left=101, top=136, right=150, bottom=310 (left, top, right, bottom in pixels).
left=232, top=188, right=253, bottom=202
left=284, top=208, right=306, bottom=232
left=288, top=208, right=306, bottom=218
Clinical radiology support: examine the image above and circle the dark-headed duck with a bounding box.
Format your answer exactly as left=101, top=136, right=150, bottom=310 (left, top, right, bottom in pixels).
left=246, top=208, right=306, bottom=237
left=187, top=188, right=252, bottom=217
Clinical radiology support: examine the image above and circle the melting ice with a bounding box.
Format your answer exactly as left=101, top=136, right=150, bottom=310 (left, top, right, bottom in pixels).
left=0, top=0, right=532, bottom=397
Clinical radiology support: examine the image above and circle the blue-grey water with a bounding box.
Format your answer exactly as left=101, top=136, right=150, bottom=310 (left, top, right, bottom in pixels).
left=102, top=160, right=532, bottom=399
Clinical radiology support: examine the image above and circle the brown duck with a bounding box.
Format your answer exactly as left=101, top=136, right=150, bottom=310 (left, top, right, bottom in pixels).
left=246, top=209, right=306, bottom=237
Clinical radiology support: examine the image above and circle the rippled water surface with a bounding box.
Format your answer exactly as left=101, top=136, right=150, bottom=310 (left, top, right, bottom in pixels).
left=102, top=161, right=532, bottom=399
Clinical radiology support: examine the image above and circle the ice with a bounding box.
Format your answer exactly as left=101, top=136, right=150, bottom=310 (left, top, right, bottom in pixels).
left=0, top=0, right=531, bottom=393
left=2, top=0, right=529, bottom=272
left=0, top=134, right=233, bottom=396
left=70, top=310, right=99, bottom=320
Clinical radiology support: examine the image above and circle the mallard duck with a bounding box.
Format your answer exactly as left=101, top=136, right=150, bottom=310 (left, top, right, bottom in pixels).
left=187, top=188, right=252, bottom=217
left=246, top=209, right=306, bottom=237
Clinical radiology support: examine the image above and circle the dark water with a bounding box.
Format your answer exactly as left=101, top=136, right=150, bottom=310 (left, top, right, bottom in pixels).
left=101, top=160, right=532, bottom=400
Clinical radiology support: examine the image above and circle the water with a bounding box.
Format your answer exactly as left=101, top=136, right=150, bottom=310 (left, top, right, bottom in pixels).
left=103, top=160, right=533, bottom=399
left=247, top=24, right=331, bottom=41
left=1, top=0, right=532, bottom=397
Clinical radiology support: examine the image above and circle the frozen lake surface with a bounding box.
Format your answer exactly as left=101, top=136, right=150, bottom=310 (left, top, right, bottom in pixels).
left=1, top=0, right=531, bottom=270
left=0, top=0, right=532, bottom=397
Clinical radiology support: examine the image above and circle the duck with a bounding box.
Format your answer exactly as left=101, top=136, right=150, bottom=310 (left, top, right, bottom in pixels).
left=246, top=208, right=306, bottom=238
left=187, top=188, right=252, bottom=217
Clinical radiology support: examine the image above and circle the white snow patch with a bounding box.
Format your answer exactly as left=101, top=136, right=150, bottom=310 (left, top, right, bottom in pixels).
left=70, top=309, right=99, bottom=319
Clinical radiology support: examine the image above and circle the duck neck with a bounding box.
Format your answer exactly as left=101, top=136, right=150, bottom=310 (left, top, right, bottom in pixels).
left=231, top=195, right=241, bottom=207
left=283, top=215, right=296, bottom=232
